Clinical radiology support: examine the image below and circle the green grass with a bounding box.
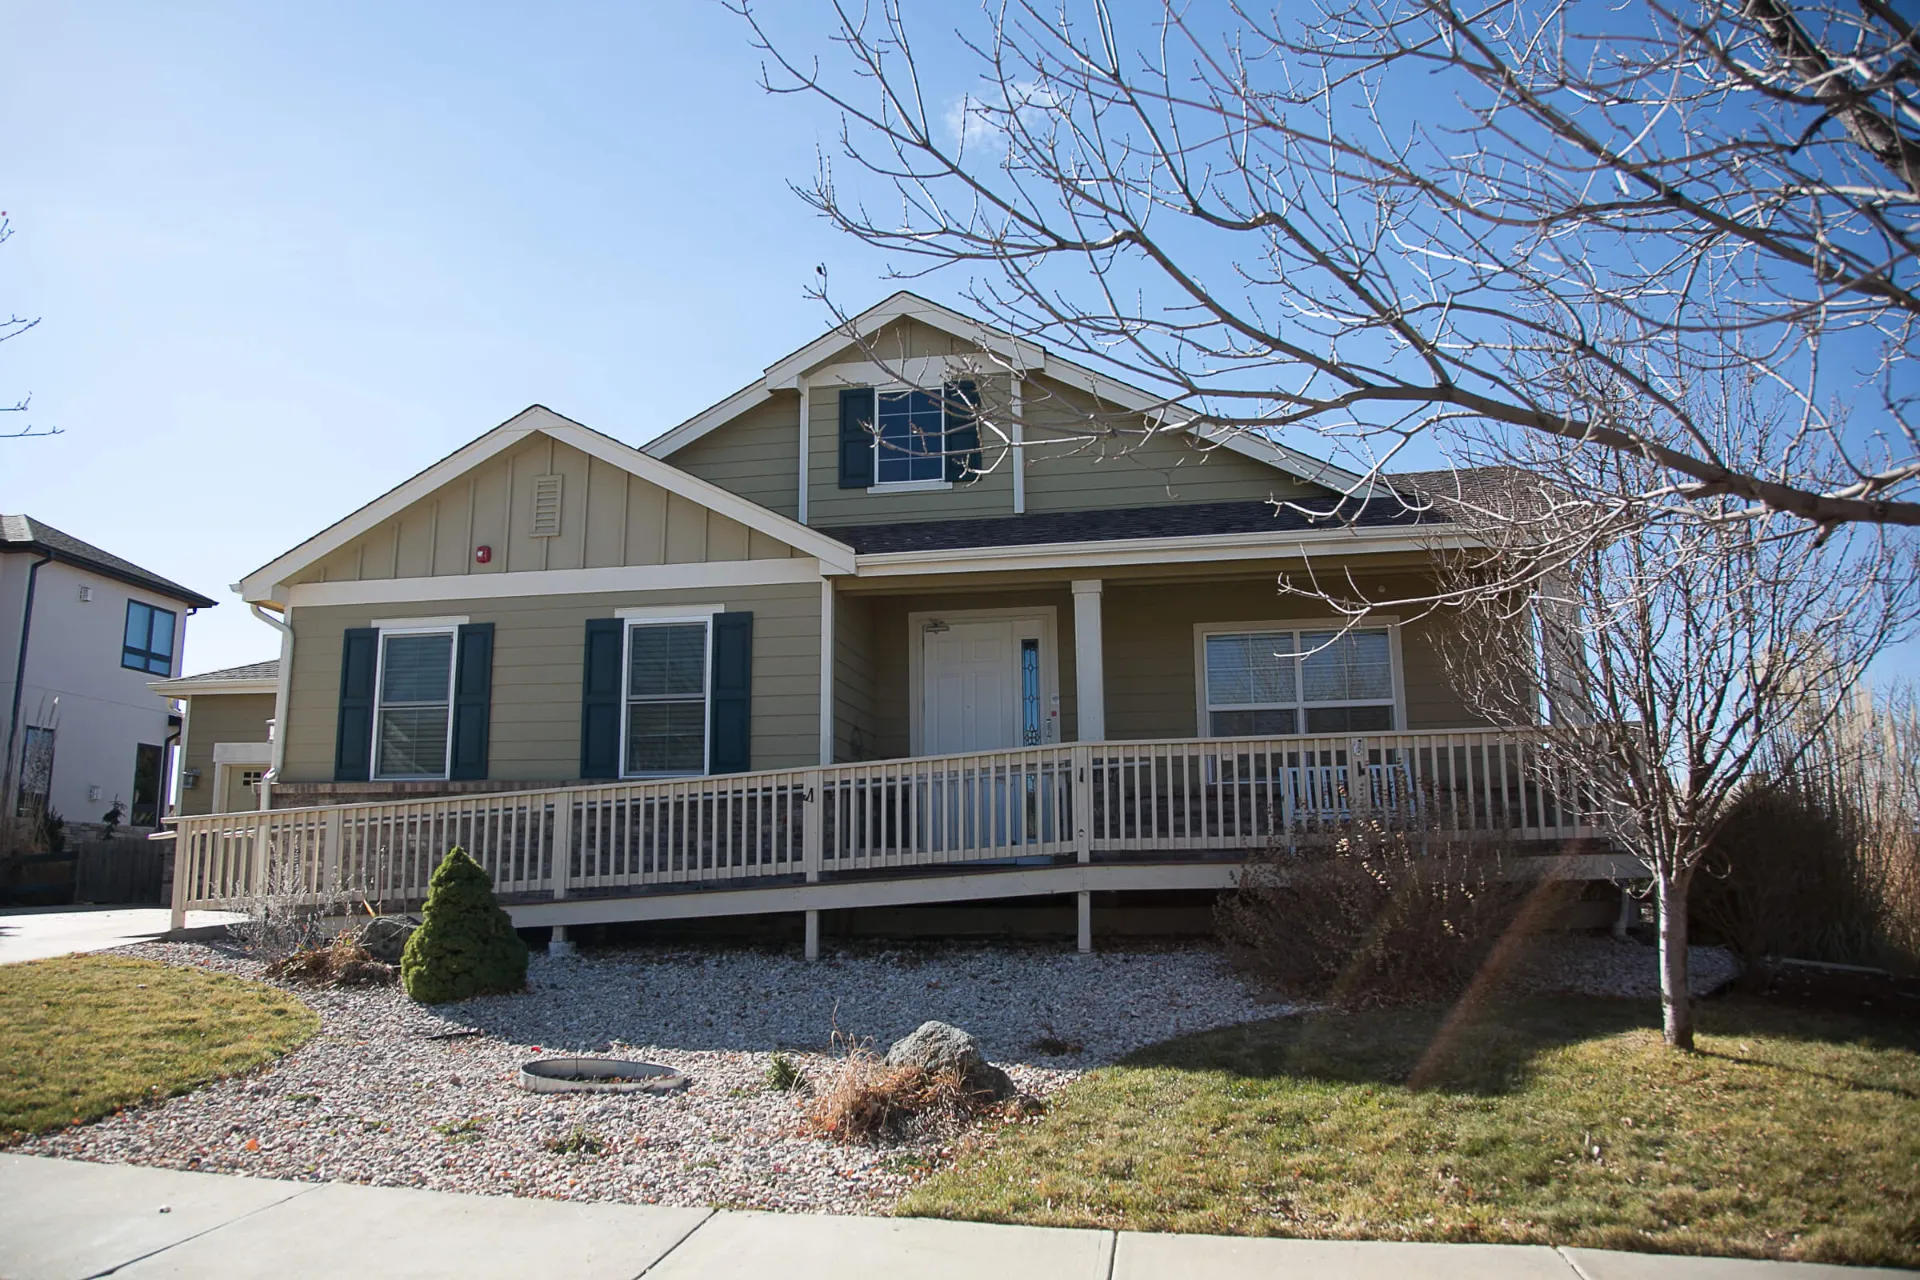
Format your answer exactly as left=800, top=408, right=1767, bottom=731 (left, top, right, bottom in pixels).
left=900, top=996, right=1920, bottom=1267
left=0, top=954, right=319, bottom=1143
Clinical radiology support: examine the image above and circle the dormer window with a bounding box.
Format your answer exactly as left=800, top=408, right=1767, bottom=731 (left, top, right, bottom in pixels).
left=837, top=382, right=982, bottom=491
left=875, top=390, right=947, bottom=485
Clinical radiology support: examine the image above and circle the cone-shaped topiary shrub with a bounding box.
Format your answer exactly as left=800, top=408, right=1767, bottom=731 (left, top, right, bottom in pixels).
left=401, top=846, right=529, bottom=1003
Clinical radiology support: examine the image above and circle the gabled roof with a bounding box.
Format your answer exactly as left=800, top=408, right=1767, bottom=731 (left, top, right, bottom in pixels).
left=235, top=406, right=857, bottom=604
left=150, top=660, right=280, bottom=697
left=641, top=291, right=1366, bottom=493
left=1, top=514, right=217, bottom=608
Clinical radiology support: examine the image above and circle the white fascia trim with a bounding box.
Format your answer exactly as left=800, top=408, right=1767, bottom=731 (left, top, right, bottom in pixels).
left=238, top=409, right=856, bottom=603
left=617, top=603, right=726, bottom=620
left=285, top=557, right=824, bottom=609
left=642, top=380, right=777, bottom=460
left=149, top=679, right=280, bottom=697
left=236, top=413, right=542, bottom=601
left=853, top=526, right=1476, bottom=577
left=371, top=614, right=469, bottom=630
left=212, top=741, right=274, bottom=766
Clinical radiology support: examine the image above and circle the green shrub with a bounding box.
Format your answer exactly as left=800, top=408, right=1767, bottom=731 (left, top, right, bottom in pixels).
left=400, top=847, right=528, bottom=1003
left=766, top=1051, right=804, bottom=1092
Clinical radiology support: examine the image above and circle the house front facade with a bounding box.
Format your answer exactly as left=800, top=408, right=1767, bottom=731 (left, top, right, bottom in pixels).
left=2, top=516, right=216, bottom=837
left=179, top=294, right=1603, bottom=945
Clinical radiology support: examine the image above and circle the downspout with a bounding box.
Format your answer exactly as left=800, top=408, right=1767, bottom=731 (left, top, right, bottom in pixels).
left=2, top=551, right=55, bottom=824
left=251, top=602, right=294, bottom=812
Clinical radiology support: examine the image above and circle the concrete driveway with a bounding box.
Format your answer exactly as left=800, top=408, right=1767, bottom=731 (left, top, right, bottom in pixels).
left=0, top=906, right=244, bottom=964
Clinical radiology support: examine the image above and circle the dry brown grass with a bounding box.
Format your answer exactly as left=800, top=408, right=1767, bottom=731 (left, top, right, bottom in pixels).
left=264, top=927, right=395, bottom=988
left=802, top=1038, right=991, bottom=1144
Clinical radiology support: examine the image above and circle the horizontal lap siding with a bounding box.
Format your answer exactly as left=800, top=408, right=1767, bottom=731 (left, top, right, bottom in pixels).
left=281, top=582, right=822, bottom=784
left=1100, top=575, right=1484, bottom=738
left=833, top=591, right=875, bottom=762
left=669, top=395, right=802, bottom=519
left=177, top=693, right=275, bottom=817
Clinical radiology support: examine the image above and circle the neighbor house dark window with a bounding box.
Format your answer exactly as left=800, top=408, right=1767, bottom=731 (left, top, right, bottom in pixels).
left=131, top=743, right=163, bottom=826
left=123, top=601, right=177, bottom=676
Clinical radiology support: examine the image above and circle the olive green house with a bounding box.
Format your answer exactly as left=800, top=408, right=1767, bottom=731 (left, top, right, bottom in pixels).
left=175, top=293, right=1600, bottom=949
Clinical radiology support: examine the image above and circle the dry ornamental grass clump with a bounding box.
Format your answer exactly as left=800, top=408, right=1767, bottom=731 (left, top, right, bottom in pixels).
left=802, top=1040, right=990, bottom=1145
left=265, top=927, right=396, bottom=988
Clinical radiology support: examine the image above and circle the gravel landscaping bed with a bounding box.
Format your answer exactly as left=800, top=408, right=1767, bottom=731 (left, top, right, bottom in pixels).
left=18, top=942, right=1270, bottom=1213
left=18, top=934, right=1735, bottom=1213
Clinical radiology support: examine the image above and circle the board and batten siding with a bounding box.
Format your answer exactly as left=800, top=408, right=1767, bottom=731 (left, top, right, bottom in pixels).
left=291, top=434, right=802, bottom=588
left=281, top=582, right=823, bottom=785
left=177, top=692, right=275, bottom=817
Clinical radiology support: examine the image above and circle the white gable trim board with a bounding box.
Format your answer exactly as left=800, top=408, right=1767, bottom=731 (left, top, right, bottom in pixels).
left=639, top=291, right=1366, bottom=495
left=237, top=406, right=856, bottom=604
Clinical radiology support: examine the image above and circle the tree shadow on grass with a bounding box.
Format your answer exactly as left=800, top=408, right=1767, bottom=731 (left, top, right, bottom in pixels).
left=1120, top=992, right=1920, bottom=1099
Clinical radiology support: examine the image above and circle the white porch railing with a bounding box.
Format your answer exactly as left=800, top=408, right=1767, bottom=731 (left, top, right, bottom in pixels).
left=167, top=728, right=1601, bottom=924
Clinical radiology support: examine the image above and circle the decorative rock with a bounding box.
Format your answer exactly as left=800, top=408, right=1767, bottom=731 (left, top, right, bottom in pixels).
left=885, top=1020, right=1016, bottom=1100
left=355, top=916, right=419, bottom=964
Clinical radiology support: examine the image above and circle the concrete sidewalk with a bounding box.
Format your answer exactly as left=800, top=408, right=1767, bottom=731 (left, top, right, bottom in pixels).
left=0, top=907, right=243, bottom=965
left=1, top=1156, right=1910, bottom=1280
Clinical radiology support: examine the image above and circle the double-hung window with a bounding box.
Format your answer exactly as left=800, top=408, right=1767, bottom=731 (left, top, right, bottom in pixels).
left=123, top=601, right=177, bottom=676
left=373, top=628, right=456, bottom=779
left=1202, top=626, right=1397, bottom=736
left=624, top=620, right=710, bottom=776
left=873, top=388, right=949, bottom=486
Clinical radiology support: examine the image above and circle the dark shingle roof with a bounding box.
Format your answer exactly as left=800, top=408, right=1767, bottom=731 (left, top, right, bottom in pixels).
left=1, top=514, right=217, bottom=608
left=819, top=492, right=1451, bottom=556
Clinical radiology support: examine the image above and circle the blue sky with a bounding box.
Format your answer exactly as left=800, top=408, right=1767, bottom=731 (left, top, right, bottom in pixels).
left=5, top=1, right=1915, bottom=686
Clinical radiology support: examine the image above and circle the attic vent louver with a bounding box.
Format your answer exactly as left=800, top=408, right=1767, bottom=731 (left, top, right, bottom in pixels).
left=530, top=474, right=563, bottom=538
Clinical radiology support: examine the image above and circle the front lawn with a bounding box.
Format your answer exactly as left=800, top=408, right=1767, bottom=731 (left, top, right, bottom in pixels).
left=900, top=995, right=1920, bottom=1268
left=0, top=954, right=319, bottom=1143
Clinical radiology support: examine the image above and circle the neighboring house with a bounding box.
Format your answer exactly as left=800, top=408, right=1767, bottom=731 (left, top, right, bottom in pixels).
left=149, top=661, right=278, bottom=818
left=1, top=515, right=217, bottom=832
left=173, top=293, right=1614, bottom=944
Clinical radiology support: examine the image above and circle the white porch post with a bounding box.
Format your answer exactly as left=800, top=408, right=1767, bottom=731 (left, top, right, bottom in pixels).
left=805, top=908, right=821, bottom=961
left=1076, top=889, right=1092, bottom=954
left=1071, top=579, right=1106, bottom=742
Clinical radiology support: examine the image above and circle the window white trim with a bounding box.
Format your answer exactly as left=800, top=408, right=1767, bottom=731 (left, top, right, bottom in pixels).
left=371, top=624, right=458, bottom=781
left=1192, top=619, right=1406, bottom=738
left=867, top=479, right=952, bottom=494
left=616, top=602, right=726, bottom=621
left=619, top=614, right=714, bottom=779
left=370, top=614, right=469, bottom=630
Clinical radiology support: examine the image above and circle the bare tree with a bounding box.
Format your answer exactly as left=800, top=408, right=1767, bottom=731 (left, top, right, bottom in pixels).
left=1395, top=437, right=1920, bottom=1048
left=0, top=213, right=54, bottom=440
left=734, top=0, right=1920, bottom=531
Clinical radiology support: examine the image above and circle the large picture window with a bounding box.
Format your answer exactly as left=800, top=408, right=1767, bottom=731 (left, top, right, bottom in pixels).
left=122, top=601, right=177, bottom=676
left=624, top=620, right=709, bottom=776
left=1201, top=626, right=1397, bottom=737
left=373, top=629, right=455, bottom=779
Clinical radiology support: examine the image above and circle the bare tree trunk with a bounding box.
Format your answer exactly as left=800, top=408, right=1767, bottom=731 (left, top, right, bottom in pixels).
left=1656, top=864, right=1696, bottom=1050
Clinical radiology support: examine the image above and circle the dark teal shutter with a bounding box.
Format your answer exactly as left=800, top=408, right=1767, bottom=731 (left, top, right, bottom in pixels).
left=449, top=623, right=494, bottom=781
left=580, top=618, right=623, bottom=779
left=838, top=388, right=875, bottom=489
left=708, top=612, right=753, bottom=774
left=944, top=380, right=981, bottom=482
left=334, top=628, right=378, bottom=782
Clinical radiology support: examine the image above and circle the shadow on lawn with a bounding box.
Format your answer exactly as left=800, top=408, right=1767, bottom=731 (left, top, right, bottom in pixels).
left=1120, top=992, right=1920, bottom=1099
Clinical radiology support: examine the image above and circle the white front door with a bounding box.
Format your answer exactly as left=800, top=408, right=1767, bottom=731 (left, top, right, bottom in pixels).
left=922, top=620, right=1018, bottom=755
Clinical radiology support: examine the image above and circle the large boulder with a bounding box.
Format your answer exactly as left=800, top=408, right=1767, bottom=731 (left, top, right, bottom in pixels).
left=356, top=915, right=419, bottom=964
left=884, top=1020, right=1016, bottom=1101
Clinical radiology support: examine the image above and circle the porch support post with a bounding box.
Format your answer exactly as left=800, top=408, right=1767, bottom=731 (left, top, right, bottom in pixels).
left=1076, top=889, right=1092, bottom=954
left=804, top=908, right=820, bottom=961
left=819, top=578, right=835, bottom=765
left=1071, top=579, right=1106, bottom=742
